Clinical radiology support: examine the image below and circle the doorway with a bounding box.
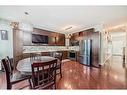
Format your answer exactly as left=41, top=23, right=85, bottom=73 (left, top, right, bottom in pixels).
left=111, top=32, right=126, bottom=56
left=110, top=31, right=126, bottom=68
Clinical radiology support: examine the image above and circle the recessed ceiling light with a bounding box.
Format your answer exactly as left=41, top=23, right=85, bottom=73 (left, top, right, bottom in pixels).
left=24, top=12, right=29, bottom=15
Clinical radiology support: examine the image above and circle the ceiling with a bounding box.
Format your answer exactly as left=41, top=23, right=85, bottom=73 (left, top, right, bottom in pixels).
left=0, top=6, right=127, bottom=34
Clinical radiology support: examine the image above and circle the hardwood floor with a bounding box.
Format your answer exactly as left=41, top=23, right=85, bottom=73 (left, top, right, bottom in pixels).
left=0, top=56, right=127, bottom=89
left=57, top=58, right=127, bottom=89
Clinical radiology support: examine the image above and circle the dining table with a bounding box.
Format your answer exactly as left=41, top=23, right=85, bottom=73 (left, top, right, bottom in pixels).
left=16, top=56, right=57, bottom=74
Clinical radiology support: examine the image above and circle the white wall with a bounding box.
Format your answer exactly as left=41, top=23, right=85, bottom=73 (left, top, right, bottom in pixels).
left=0, top=19, right=13, bottom=70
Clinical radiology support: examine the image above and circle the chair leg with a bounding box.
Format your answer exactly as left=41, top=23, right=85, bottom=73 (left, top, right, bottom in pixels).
left=60, top=70, right=62, bottom=78
left=7, top=83, right=12, bottom=89
left=54, top=84, right=56, bottom=89
left=54, top=73, right=56, bottom=89
left=60, top=65, right=62, bottom=78
left=28, top=78, right=32, bottom=89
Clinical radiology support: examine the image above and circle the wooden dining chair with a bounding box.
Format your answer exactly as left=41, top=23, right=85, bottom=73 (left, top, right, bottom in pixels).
left=52, top=52, right=63, bottom=78
left=6, top=56, right=14, bottom=71
left=1, top=57, right=31, bottom=89
left=31, top=59, right=57, bottom=89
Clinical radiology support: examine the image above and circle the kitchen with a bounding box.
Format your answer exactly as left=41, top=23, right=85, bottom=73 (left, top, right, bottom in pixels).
left=12, top=27, right=100, bottom=70
left=0, top=6, right=127, bottom=89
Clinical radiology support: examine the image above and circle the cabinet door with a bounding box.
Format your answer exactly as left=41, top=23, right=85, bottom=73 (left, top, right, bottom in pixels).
left=91, top=32, right=100, bottom=67
left=48, top=36, right=56, bottom=45
left=56, top=34, right=65, bottom=46
left=62, top=51, right=68, bottom=59
left=70, top=33, right=80, bottom=46
left=48, top=34, right=65, bottom=46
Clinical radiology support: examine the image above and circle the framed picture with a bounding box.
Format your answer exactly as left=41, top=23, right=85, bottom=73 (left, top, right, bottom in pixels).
left=0, top=30, right=8, bottom=40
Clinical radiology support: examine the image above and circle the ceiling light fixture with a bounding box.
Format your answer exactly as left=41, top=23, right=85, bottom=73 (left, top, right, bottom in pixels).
left=10, top=22, right=19, bottom=29
left=65, top=26, right=72, bottom=30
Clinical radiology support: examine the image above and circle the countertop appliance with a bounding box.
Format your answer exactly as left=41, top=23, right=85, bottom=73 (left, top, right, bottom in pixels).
left=79, top=39, right=92, bottom=66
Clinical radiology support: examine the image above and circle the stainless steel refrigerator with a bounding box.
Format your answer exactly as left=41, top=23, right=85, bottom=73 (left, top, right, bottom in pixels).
left=79, top=39, right=92, bottom=66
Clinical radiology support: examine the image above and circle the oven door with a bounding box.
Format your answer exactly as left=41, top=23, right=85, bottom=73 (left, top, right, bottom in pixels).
left=69, top=51, right=76, bottom=60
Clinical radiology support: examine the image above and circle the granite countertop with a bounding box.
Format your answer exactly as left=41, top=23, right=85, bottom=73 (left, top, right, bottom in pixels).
left=23, top=46, right=79, bottom=53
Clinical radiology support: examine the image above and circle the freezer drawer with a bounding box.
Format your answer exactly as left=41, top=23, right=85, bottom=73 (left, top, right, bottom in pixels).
left=79, top=55, right=91, bottom=65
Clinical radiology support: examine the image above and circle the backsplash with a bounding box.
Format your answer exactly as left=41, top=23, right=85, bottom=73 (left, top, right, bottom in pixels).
left=23, top=46, right=79, bottom=53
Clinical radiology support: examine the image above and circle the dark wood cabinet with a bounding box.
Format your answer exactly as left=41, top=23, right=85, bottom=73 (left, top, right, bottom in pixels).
left=32, top=28, right=65, bottom=46
left=70, top=29, right=95, bottom=45
left=57, top=34, right=65, bottom=46
left=70, top=32, right=80, bottom=46
left=70, top=33, right=78, bottom=42
left=70, top=28, right=95, bottom=43
left=48, top=36, right=55, bottom=45
left=23, top=28, right=65, bottom=46
left=90, top=32, right=100, bottom=67
left=13, top=28, right=65, bottom=69
left=48, top=34, right=65, bottom=46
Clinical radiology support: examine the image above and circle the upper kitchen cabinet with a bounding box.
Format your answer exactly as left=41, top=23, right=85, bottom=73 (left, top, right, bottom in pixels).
left=48, top=33, right=65, bottom=46
left=70, top=28, right=95, bottom=44
left=56, top=34, right=65, bottom=46
left=48, top=36, right=56, bottom=46
left=70, top=32, right=80, bottom=46
left=71, top=32, right=79, bottom=41
left=32, top=28, right=65, bottom=46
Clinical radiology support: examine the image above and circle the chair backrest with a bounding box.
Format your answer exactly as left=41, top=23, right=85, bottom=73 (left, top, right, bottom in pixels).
left=6, top=56, right=13, bottom=71
left=1, top=58, right=13, bottom=86
left=31, top=59, right=57, bottom=89
left=52, top=52, right=63, bottom=61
